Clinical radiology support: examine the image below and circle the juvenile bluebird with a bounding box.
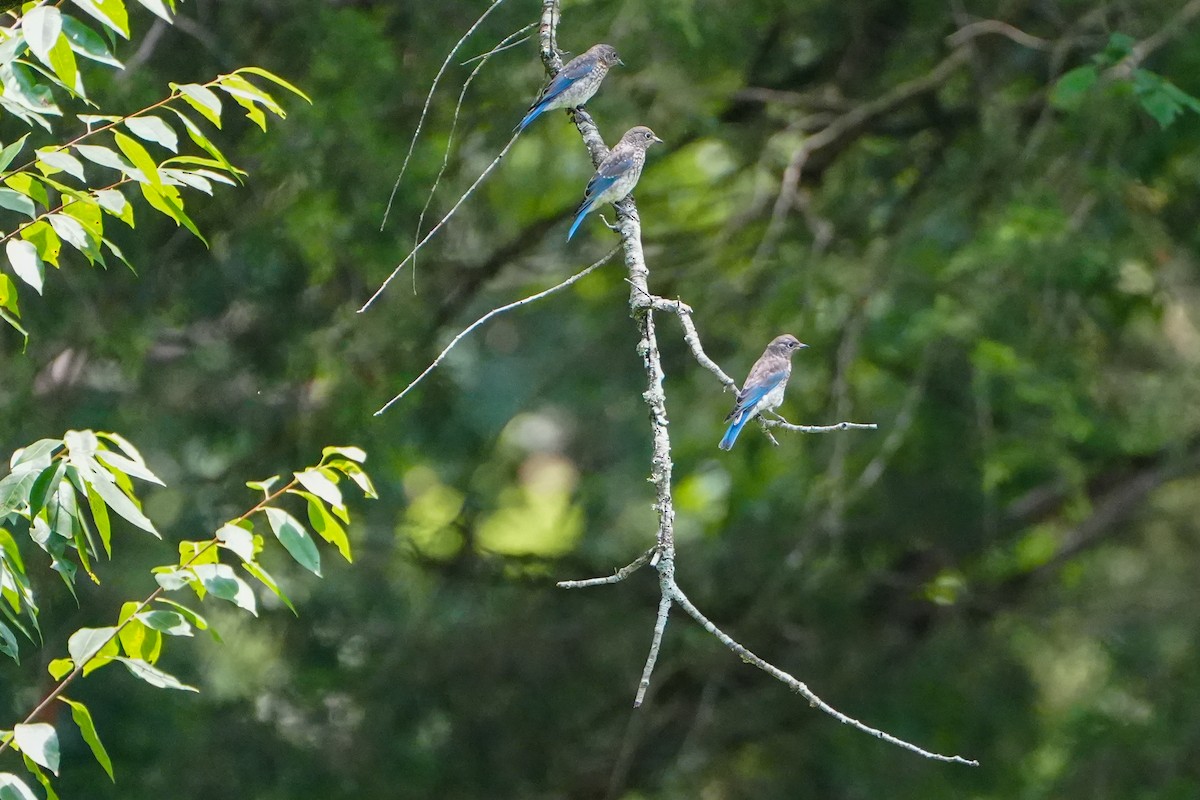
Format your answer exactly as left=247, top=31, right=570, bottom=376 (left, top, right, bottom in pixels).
left=518, top=44, right=623, bottom=132
left=719, top=334, right=808, bottom=451
left=568, top=125, right=663, bottom=240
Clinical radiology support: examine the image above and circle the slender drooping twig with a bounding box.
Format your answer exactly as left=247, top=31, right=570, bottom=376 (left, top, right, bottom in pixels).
left=379, top=0, right=509, bottom=231
left=373, top=247, right=619, bottom=415
left=410, top=24, right=534, bottom=292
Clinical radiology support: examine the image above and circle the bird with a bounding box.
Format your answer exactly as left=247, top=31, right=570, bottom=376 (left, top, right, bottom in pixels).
left=719, top=334, right=808, bottom=451
left=567, top=125, right=662, bottom=240
left=517, top=44, right=623, bottom=132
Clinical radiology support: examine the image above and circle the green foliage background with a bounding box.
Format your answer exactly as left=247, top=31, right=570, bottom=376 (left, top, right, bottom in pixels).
left=4, top=0, right=1200, bottom=797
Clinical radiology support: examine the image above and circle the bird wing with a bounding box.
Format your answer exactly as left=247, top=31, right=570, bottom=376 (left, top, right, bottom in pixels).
left=726, top=368, right=787, bottom=422
left=538, top=56, right=594, bottom=103
left=583, top=148, right=637, bottom=203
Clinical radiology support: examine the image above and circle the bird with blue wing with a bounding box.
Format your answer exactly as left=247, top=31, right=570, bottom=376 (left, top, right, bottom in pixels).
left=719, top=334, right=809, bottom=451
left=568, top=125, right=662, bottom=240
left=518, top=44, right=623, bottom=132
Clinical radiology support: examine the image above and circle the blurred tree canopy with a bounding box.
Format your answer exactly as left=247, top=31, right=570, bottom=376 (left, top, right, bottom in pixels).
left=3, top=0, right=1200, bottom=797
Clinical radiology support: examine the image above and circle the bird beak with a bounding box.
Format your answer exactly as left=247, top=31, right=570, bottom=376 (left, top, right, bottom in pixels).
left=617, top=57, right=626, bottom=66
left=798, top=343, right=809, bottom=349
left=652, top=135, right=664, bottom=143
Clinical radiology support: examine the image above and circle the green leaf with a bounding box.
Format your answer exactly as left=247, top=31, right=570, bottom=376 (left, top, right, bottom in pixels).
left=246, top=475, right=279, bottom=496
left=28, top=460, right=66, bottom=518
left=69, top=0, right=131, bottom=39
left=74, top=143, right=133, bottom=173
left=0, top=188, right=35, bottom=218
left=18, top=756, right=57, bottom=800
left=115, top=657, right=198, bottom=691
left=1050, top=66, right=1097, bottom=112
left=116, top=602, right=161, bottom=662
left=124, top=115, right=177, bottom=152
left=79, top=463, right=158, bottom=536
left=5, top=240, right=43, bottom=295
left=168, top=109, right=241, bottom=178
left=192, top=563, right=257, bottom=615
left=154, top=598, right=219, bottom=641
left=216, top=523, right=256, bottom=563
left=113, top=130, right=161, bottom=187
left=20, top=220, right=60, bottom=267
left=0, top=470, right=37, bottom=517
left=0, top=273, right=21, bottom=317
left=0, top=134, right=30, bottom=172
left=67, top=626, right=118, bottom=674
left=46, top=658, right=72, bottom=679
left=217, top=73, right=285, bottom=115
left=94, top=448, right=164, bottom=485
left=152, top=566, right=193, bottom=591
left=58, top=697, right=114, bottom=781
left=294, top=469, right=343, bottom=509
left=135, top=610, right=191, bottom=636
left=13, top=723, right=59, bottom=776
left=0, top=774, right=38, bottom=800
left=240, top=560, right=296, bottom=615
left=301, top=491, right=352, bottom=562
left=93, top=189, right=134, bottom=226
left=326, top=459, right=377, bottom=499
left=264, top=507, right=321, bottom=576
left=47, top=213, right=98, bottom=262
left=6, top=175, right=49, bottom=211
left=61, top=16, right=122, bottom=68
left=236, top=67, right=312, bottom=103
left=35, top=149, right=86, bottom=182
left=138, top=182, right=206, bottom=243
left=0, top=620, right=18, bottom=662
left=132, top=0, right=173, bottom=21
left=46, top=32, right=79, bottom=94
left=22, top=7, right=64, bottom=76
left=171, top=82, right=222, bottom=126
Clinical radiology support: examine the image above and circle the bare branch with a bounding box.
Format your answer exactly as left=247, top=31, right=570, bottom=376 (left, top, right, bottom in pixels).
left=646, top=296, right=737, bottom=389
left=380, top=0, right=509, bottom=231
left=753, top=48, right=970, bottom=266
left=946, top=19, right=1051, bottom=50
left=763, top=417, right=879, bottom=434
left=634, top=589, right=673, bottom=707
left=556, top=548, right=654, bottom=588
left=666, top=575, right=980, bottom=766
left=373, top=247, right=619, bottom=415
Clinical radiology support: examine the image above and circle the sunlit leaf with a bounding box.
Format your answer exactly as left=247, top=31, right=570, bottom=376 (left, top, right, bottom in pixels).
left=69, top=0, right=131, bottom=39
left=115, top=657, right=197, bottom=691
left=171, top=82, right=221, bottom=127
left=265, top=507, right=321, bottom=576
left=5, top=240, right=43, bottom=294
left=58, top=697, right=114, bottom=781
left=12, top=723, right=58, bottom=775
left=124, top=115, right=177, bottom=152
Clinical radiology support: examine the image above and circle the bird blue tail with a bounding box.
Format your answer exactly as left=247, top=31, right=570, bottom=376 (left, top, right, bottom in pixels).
left=567, top=201, right=592, bottom=241
left=718, top=415, right=748, bottom=451
left=517, top=103, right=546, bottom=133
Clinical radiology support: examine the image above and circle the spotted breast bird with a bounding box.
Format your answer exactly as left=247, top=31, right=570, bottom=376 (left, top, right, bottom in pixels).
left=568, top=125, right=662, bottom=240
left=517, top=44, right=623, bottom=132
left=719, top=334, right=808, bottom=451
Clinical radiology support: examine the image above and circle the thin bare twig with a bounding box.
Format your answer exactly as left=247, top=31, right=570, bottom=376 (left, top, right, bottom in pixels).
left=360, top=130, right=521, bottom=312
left=556, top=548, right=654, bottom=588
left=666, top=575, right=979, bottom=766
left=411, top=23, right=535, bottom=292
left=379, top=0, right=508, bottom=231
left=946, top=19, right=1051, bottom=50
left=373, top=247, right=619, bottom=415
left=763, top=418, right=879, bottom=434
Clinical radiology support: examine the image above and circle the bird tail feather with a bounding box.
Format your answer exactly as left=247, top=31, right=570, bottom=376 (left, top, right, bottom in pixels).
left=718, top=414, right=748, bottom=451
left=516, top=102, right=546, bottom=133
left=567, top=201, right=592, bottom=241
